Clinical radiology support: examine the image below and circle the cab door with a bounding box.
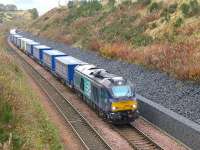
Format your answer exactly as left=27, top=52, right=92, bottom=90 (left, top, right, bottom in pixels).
left=92, top=85, right=99, bottom=107
left=100, top=88, right=109, bottom=111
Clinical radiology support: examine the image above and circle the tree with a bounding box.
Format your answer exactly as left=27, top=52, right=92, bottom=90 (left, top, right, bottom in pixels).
left=29, top=8, right=39, bottom=19
left=0, top=4, right=5, bottom=11
left=5, top=4, right=17, bottom=11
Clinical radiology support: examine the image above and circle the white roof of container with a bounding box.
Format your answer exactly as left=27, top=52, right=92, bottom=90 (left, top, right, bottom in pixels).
left=44, top=50, right=66, bottom=56
left=56, top=56, right=87, bottom=65
left=27, top=40, right=39, bottom=45
left=34, top=45, right=51, bottom=49
left=14, top=34, right=22, bottom=38
left=21, top=38, right=32, bottom=42
left=10, top=29, right=16, bottom=34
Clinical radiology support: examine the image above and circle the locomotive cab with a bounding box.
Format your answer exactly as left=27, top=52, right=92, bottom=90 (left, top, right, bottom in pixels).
left=103, top=77, right=139, bottom=124
left=74, top=65, right=139, bottom=124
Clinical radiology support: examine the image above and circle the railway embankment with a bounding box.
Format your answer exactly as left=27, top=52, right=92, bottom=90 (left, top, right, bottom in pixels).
left=19, top=30, right=200, bottom=149
left=0, top=29, right=63, bottom=149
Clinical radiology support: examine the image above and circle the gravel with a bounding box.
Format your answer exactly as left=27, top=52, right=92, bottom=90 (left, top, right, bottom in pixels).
left=19, top=31, right=200, bottom=124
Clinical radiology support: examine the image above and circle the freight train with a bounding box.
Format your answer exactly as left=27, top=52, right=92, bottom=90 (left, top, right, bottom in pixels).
left=9, top=29, right=139, bottom=124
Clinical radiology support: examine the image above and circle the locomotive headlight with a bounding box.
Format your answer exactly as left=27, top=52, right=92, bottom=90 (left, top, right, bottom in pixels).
left=132, top=104, right=137, bottom=109
left=112, top=106, right=116, bottom=111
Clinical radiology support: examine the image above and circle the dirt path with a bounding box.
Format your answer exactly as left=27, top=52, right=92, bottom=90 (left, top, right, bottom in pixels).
left=12, top=51, right=85, bottom=150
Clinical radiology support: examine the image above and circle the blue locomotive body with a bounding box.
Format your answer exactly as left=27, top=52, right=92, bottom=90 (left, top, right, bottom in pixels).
left=74, top=65, right=139, bottom=123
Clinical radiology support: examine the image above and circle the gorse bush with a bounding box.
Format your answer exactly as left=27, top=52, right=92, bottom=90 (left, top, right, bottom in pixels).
left=132, top=34, right=153, bottom=46
left=181, top=3, right=191, bottom=16
left=149, top=2, right=160, bottom=12
left=65, top=0, right=102, bottom=24
left=137, top=0, right=151, bottom=6
left=161, top=8, right=170, bottom=22
left=174, top=17, right=183, bottom=28
left=189, top=0, right=200, bottom=15
left=180, top=0, right=200, bottom=17
left=168, top=3, right=177, bottom=13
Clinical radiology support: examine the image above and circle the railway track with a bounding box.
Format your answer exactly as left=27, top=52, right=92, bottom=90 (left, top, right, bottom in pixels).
left=8, top=39, right=165, bottom=150
left=8, top=40, right=112, bottom=150
left=113, top=124, right=163, bottom=150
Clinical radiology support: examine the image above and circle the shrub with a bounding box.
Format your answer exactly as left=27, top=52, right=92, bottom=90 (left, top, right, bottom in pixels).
left=137, top=0, right=151, bottom=6
left=161, top=8, right=170, bottom=22
left=174, top=17, right=183, bottom=28
left=180, top=3, right=190, bottom=16
left=88, top=38, right=101, bottom=51
left=29, top=8, right=39, bottom=19
left=149, top=2, right=160, bottom=12
left=168, top=3, right=177, bottom=13
left=132, top=34, right=153, bottom=46
left=64, top=0, right=102, bottom=24
left=189, top=0, right=200, bottom=15
left=12, top=134, right=24, bottom=150
left=122, top=0, right=132, bottom=6
left=0, top=103, right=13, bottom=124
left=0, top=128, right=9, bottom=144
left=151, top=22, right=157, bottom=29
left=67, top=1, right=75, bottom=9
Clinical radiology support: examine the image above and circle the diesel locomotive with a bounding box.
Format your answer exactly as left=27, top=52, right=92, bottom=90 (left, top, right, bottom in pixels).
left=9, top=29, right=139, bottom=124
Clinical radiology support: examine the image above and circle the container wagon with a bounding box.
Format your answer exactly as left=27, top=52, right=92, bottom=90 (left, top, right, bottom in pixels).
left=43, top=50, right=67, bottom=72
left=33, top=45, right=52, bottom=62
left=20, top=38, right=33, bottom=52
left=26, top=41, right=40, bottom=56
left=55, top=56, right=87, bottom=87
left=13, top=35, right=22, bottom=46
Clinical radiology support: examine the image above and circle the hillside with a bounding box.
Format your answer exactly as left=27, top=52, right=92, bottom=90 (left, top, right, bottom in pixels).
left=0, top=3, right=38, bottom=24
left=28, top=0, right=200, bottom=80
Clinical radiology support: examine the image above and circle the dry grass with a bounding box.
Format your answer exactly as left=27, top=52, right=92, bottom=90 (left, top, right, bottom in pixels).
left=100, top=42, right=144, bottom=63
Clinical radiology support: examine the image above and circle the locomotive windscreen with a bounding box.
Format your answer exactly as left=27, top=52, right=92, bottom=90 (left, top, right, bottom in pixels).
left=111, top=86, right=133, bottom=98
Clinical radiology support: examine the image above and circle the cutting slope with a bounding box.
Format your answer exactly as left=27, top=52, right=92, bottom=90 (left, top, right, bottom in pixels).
left=28, top=0, right=200, bottom=80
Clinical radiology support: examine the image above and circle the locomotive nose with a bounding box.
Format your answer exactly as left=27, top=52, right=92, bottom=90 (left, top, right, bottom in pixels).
left=111, top=100, right=138, bottom=112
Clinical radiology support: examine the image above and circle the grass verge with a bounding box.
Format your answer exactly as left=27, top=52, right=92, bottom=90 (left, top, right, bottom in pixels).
left=0, top=28, right=63, bottom=149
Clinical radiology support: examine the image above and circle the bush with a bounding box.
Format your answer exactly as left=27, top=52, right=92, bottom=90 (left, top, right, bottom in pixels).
left=174, top=17, right=183, bottom=28
left=29, top=8, right=39, bottom=19
left=64, top=0, right=102, bottom=24
left=161, top=8, right=170, bottom=22
left=149, top=2, right=160, bottom=12
left=180, top=3, right=190, bottom=16
left=151, top=22, right=157, bottom=29
left=168, top=3, right=177, bottom=13
left=189, top=0, right=200, bottom=15
left=108, top=0, right=115, bottom=6
left=0, top=128, right=9, bottom=146
left=67, top=1, right=75, bottom=9
left=0, top=103, right=13, bottom=124
left=132, top=34, right=153, bottom=46
left=137, top=0, right=151, bottom=6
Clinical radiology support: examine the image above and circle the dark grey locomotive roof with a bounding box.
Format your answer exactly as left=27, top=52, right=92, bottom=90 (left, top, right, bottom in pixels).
left=76, top=64, right=128, bottom=88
